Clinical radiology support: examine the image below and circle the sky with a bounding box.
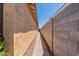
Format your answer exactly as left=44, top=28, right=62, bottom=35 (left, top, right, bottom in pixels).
left=36, top=3, right=64, bottom=28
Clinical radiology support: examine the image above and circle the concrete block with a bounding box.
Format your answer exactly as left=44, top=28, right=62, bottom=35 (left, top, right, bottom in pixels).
left=60, top=32, right=69, bottom=40
left=55, top=25, right=63, bottom=32
left=76, top=42, right=79, bottom=55
left=77, top=21, right=79, bottom=32
left=69, top=11, right=79, bottom=22
left=66, top=39, right=77, bottom=48
left=53, top=38, right=69, bottom=56
left=53, top=42, right=63, bottom=56
left=59, top=16, right=68, bottom=25
left=68, top=41, right=77, bottom=56
left=53, top=41, right=68, bottom=56
left=60, top=38, right=77, bottom=56
left=68, top=48, right=77, bottom=56
left=62, top=23, right=69, bottom=31
left=53, top=47, right=61, bottom=56
left=69, top=32, right=79, bottom=41
left=60, top=45, right=69, bottom=56
left=65, top=4, right=79, bottom=17
left=68, top=21, right=77, bottom=32
left=62, top=21, right=77, bottom=32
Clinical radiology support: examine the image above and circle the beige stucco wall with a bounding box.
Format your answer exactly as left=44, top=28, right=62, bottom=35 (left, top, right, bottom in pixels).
left=3, top=3, right=38, bottom=56
left=14, top=30, right=37, bottom=56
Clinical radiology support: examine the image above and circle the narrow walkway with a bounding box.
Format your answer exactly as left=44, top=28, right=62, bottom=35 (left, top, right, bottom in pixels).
left=40, top=33, right=51, bottom=56
left=32, top=32, right=43, bottom=56
left=24, top=31, right=50, bottom=56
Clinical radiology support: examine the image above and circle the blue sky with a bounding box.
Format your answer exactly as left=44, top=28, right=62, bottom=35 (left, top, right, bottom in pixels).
left=36, top=3, right=64, bottom=28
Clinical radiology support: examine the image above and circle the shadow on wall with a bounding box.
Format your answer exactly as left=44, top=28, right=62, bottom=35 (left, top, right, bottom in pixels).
left=40, top=19, right=53, bottom=56
left=23, top=32, right=37, bottom=56
left=40, top=32, right=54, bottom=56
left=3, top=3, right=38, bottom=56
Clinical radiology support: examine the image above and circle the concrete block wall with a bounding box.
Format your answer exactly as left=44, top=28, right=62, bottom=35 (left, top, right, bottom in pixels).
left=41, top=3, right=79, bottom=56
left=53, top=3, right=79, bottom=56
left=41, top=20, right=53, bottom=53
left=3, top=3, right=38, bottom=56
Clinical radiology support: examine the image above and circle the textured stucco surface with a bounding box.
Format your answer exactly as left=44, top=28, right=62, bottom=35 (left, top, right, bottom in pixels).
left=14, top=30, right=37, bottom=56
left=3, top=3, right=38, bottom=56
